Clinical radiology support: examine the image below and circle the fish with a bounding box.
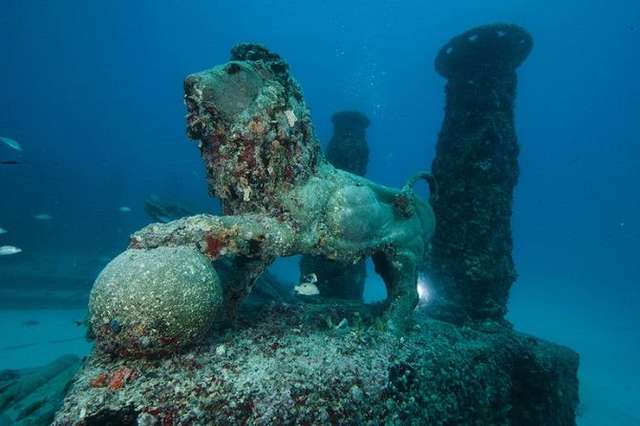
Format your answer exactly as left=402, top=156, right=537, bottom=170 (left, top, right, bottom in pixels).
left=21, top=320, right=40, bottom=327
left=0, top=227, right=6, bottom=235
left=0, top=245, right=22, bottom=256
left=119, top=206, right=132, bottom=212
left=34, top=213, right=53, bottom=220
left=294, top=282, right=320, bottom=296
left=0, top=160, right=21, bottom=165
left=0, top=136, right=22, bottom=151
left=294, top=273, right=320, bottom=296
left=303, top=272, right=318, bottom=284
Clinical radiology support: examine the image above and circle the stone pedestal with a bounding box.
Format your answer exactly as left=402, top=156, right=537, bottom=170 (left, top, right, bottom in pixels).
left=53, top=305, right=579, bottom=425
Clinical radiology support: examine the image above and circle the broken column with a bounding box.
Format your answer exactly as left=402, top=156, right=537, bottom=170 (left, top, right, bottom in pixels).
left=325, top=111, right=370, bottom=176
left=428, top=24, right=533, bottom=322
left=299, top=111, right=370, bottom=301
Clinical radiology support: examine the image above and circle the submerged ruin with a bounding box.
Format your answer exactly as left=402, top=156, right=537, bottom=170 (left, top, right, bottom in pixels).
left=0, top=23, right=579, bottom=426
left=428, top=23, right=531, bottom=324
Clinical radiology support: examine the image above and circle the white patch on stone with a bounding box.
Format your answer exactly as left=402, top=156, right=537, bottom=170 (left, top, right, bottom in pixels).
left=285, top=110, right=297, bottom=127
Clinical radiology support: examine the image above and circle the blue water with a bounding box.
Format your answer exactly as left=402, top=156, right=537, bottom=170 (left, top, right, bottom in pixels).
left=1, top=1, right=639, bottom=423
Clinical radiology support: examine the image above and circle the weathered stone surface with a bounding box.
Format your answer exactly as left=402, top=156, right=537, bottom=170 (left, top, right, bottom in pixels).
left=89, top=247, right=224, bottom=356
left=0, top=355, right=81, bottom=426
left=53, top=306, right=578, bottom=425
left=300, top=110, right=371, bottom=301
left=428, top=23, right=533, bottom=322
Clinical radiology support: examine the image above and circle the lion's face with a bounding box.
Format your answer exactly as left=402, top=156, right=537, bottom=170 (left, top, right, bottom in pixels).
left=184, top=61, right=265, bottom=140
left=181, top=47, right=321, bottom=215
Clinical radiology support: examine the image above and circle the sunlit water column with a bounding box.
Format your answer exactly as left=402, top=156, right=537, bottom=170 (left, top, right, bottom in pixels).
left=299, top=111, right=370, bottom=301
left=428, top=24, right=533, bottom=323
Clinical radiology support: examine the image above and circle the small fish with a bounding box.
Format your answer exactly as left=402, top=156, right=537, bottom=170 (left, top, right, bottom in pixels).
left=34, top=213, right=53, bottom=220
left=303, top=273, right=318, bottom=284
left=294, top=282, right=320, bottom=296
left=21, top=320, right=40, bottom=327
left=0, top=245, right=22, bottom=256
left=0, top=160, right=21, bottom=165
left=294, top=273, right=320, bottom=296
left=118, top=206, right=132, bottom=212
left=0, top=136, right=22, bottom=152
left=0, top=227, right=6, bottom=235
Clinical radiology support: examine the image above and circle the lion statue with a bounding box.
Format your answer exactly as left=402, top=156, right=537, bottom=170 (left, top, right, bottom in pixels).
left=131, top=44, right=435, bottom=333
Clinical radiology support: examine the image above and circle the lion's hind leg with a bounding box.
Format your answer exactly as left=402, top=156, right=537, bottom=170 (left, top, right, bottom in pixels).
left=372, top=250, right=419, bottom=334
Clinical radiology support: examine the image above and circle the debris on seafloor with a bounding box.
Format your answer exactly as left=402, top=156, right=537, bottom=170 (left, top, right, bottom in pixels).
left=0, top=355, right=81, bottom=426
left=0, top=245, right=22, bottom=256
left=0, top=136, right=22, bottom=151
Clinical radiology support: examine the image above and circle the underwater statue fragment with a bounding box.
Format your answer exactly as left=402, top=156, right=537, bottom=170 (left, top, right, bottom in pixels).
left=58, top=26, right=579, bottom=426
left=129, top=44, right=434, bottom=333
left=428, top=23, right=533, bottom=323
left=299, top=110, right=371, bottom=301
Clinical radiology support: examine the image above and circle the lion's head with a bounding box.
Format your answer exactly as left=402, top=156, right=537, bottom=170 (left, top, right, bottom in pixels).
left=184, top=44, right=322, bottom=215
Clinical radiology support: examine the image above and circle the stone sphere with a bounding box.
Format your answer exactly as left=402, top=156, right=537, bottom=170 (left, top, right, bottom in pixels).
left=89, top=246, right=223, bottom=356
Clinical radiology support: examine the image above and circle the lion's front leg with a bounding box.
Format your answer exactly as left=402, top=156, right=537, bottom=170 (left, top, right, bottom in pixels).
left=372, top=250, right=419, bottom=334
left=219, top=255, right=273, bottom=320
left=130, top=214, right=295, bottom=259
left=129, top=213, right=295, bottom=319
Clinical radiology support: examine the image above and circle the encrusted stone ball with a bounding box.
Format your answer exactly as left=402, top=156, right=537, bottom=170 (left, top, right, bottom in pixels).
left=89, top=246, right=223, bottom=356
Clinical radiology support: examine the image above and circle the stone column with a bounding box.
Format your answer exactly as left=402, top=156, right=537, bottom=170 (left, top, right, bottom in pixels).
left=427, top=24, right=533, bottom=322
left=325, top=111, right=370, bottom=176
left=299, top=111, right=370, bottom=301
